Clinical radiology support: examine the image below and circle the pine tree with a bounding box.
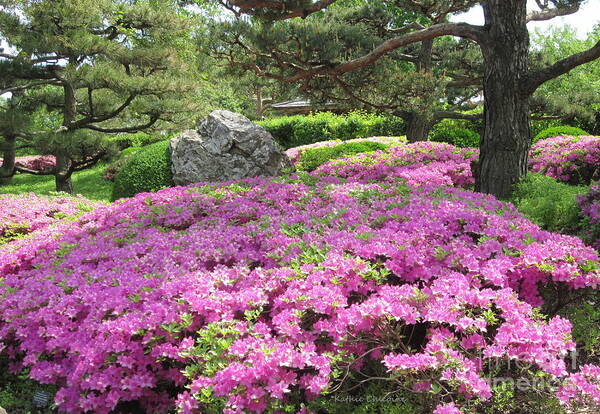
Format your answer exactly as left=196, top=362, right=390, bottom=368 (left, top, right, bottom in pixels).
left=208, top=1, right=484, bottom=141
left=209, top=0, right=600, bottom=199
left=0, top=0, right=197, bottom=193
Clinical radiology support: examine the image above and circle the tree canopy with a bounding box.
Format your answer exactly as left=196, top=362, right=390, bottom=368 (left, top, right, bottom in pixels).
left=208, top=0, right=600, bottom=199
left=0, top=0, right=198, bottom=192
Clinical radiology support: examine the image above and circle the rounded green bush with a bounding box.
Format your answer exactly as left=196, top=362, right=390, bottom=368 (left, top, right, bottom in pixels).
left=110, top=132, right=168, bottom=150
left=297, top=141, right=388, bottom=172
left=510, top=173, right=587, bottom=234
left=111, top=140, right=173, bottom=201
left=533, top=126, right=589, bottom=143
left=259, top=112, right=406, bottom=149
left=429, top=126, right=480, bottom=148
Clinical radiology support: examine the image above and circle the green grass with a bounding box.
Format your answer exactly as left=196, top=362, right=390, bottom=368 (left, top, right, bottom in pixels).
left=0, top=162, right=112, bottom=202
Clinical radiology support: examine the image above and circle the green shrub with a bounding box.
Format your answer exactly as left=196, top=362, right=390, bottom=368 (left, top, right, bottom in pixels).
left=111, top=140, right=173, bottom=201
left=102, top=147, right=142, bottom=181
left=297, top=141, right=388, bottom=171
left=533, top=126, right=589, bottom=143
left=429, top=119, right=480, bottom=148
left=110, top=132, right=167, bottom=150
left=530, top=119, right=565, bottom=139
left=259, top=112, right=406, bottom=149
left=510, top=173, right=587, bottom=234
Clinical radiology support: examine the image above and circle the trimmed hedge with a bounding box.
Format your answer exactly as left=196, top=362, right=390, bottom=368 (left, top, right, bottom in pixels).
left=111, top=140, right=173, bottom=201
left=429, top=126, right=480, bottom=148
left=259, top=112, right=406, bottom=149
left=102, top=147, right=142, bottom=182
left=510, top=173, right=587, bottom=235
left=110, top=132, right=168, bottom=150
left=296, top=140, right=389, bottom=172
left=533, top=126, right=589, bottom=143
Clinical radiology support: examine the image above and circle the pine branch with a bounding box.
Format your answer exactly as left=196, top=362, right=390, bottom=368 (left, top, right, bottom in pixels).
left=73, top=94, right=137, bottom=128
left=14, top=165, right=54, bottom=176
left=0, top=80, right=60, bottom=95
left=226, top=22, right=484, bottom=83
left=71, top=152, right=105, bottom=172
left=527, top=4, right=580, bottom=22
left=524, top=40, right=600, bottom=94
left=433, top=111, right=483, bottom=121
left=83, top=115, right=159, bottom=133
left=222, top=0, right=339, bottom=20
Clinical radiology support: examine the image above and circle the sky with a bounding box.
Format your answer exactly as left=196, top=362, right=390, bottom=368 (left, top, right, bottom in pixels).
left=452, top=0, right=600, bottom=38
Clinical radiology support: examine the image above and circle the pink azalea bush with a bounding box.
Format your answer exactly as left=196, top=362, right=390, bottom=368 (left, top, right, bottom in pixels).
left=314, top=141, right=477, bottom=188
left=1, top=176, right=599, bottom=413
left=285, top=136, right=406, bottom=165
left=577, top=181, right=600, bottom=249
left=0, top=155, right=57, bottom=172
left=0, top=193, right=101, bottom=246
left=529, top=135, right=600, bottom=185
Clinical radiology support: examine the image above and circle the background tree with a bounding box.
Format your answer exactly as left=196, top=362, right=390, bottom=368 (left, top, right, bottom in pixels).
left=209, top=0, right=600, bottom=199
left=530, top=24, right=600, bottom=125
left=208, top=0, right=484, bottom=141
left=0, top=0, right=197, bottom=193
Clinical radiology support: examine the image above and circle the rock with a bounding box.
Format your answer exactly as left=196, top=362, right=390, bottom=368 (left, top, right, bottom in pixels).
left=170, top=110, right=293, bottom=185
left=0, top=406, right=6, bottom=414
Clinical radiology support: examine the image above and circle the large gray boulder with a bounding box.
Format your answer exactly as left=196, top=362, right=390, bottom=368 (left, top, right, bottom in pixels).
left=170, top=110, right=293, bottom=185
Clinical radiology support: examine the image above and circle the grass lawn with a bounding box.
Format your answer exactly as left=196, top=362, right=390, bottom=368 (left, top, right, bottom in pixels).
left=0, top=163, right=112, bottom=202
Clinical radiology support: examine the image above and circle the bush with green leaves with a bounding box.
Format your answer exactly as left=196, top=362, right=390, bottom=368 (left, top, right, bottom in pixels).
left=102, top=147, right=142, bottom=181
left=296, top=141, right=389, bottom=171
left=510, top=173, right=587, bottom=235
left=111, top=140, right=173, bottom=201
left=110, top=132, right=169, bottom=150
left=259, top=112, right=406, bottom=148
left=429, top=119, right=481, bottom=148
left=533, top=126, right=589, bottom=143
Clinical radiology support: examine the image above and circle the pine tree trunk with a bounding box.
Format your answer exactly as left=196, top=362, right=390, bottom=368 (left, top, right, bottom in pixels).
left=55, top=81, right=76, bottom=194
left=406, top=114, right=431, bottom=142
left=404, top=39, right=434, bottom=143
left=477, top=0, right=531, bottom=200
left=55, top=152, right=73, bottom=193
left=0, top=135, right=16, bottom=185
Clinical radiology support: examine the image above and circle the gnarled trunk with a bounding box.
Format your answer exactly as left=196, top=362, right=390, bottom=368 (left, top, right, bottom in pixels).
left=0, top=135, right=16, bottom=185
left=405, top=39, right=435, bottom=143
left=405, top=113, right=431, bottom=142
left=55, top=80, right=76, bottom=193
left=477, top=0, right=531, bottom=200
left=54, top=152, right=73, bottom=193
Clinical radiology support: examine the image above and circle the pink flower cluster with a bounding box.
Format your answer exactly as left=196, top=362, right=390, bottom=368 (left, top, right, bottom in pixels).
left=313, top=141, right=477, bottom=188
left=529, top=135, right=600, bottom=185
left=1, top=176, right=598, bottom=413
left=577, top=181, right=600, bottom=249
left=0, top=155, right=57, bottom=172
left=285, top=136, right=406, bottom=164
left=0, top=193, right=101, bottom=246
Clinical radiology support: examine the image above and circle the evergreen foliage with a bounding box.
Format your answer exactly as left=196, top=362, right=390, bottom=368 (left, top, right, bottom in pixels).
left=0, top=0, right=197, bottom=192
